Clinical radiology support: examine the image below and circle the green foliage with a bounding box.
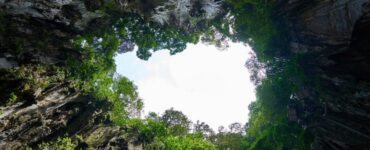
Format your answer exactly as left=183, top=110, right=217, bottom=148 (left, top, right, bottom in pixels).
left=65, top=15, right=203, bottom=122
left=8, top=92, right=18, bottom=104
left=67, top=35, right=118, bottom=95
left=161, top=108, right=191, bottom=136
left=38, top=137, right=76, bottom=150
left=212, top=132, right=244, bottom=150
left=114, top=76, right=138, bottom=100
left=0, top=0, right=321, bottom=149
left=110, top=96, right=128, bottom=126
left=245, top=115, right=312, bottom=150
left=116, top=15, right=200, bottom=60
left=141, top=119, right=168, bottom=141
left=124, top=110, right=218, bottom=150
left=228, top=5, right=317, bottom=145
left=203, top=122, right=245, bottom=150
left=65, top=41, right=140, bottom=124
left=243, top=56, right=314, bottom=149
left=66, top=22, right=144, bottom=125
left=0, top=65, right=66, bottom=105
left=225, top=0, right=278, bottom=61
left=193, top=121, right=214, bottom=139
left=10, top=65, right=65, bottom=91
left=126, top=118, right=168, bottom=146
left=157, top=134, right=217, bottom=150
left=108, top=77, right=143, bottom=126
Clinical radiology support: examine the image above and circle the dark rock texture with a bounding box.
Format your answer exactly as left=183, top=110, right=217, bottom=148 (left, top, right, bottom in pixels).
left=0, top=78, right=132, bottom=149
left=0, top=0, right=121, bottom=66
left=0, top=0, right=369, bottom=149
left=0, top=1, right=138, bottom=149
left=276, top=0, right=370, bottom=149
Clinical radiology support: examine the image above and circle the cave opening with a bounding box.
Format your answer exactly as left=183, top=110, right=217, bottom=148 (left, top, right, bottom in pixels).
left=115, top=42, right=256, bottom=130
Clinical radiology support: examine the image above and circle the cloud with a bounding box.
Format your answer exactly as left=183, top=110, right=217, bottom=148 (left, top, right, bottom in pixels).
left=115, top=43, right=255, bottom=130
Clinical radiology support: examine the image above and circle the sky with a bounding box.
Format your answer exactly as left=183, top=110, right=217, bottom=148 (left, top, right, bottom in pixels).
left=115, top=43, right=256, bottom=130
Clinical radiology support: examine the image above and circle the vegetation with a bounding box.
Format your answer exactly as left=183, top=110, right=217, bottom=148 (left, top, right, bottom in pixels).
left=126, top=108, right=246, bottom=150
left=26, top=137, right=76, bottom=150
left=126, top=109, right=208, bottom=149
left=1, top=0, right=319, bottom=149
left=58, top=0, right=232, bottom=129
left=62, top=0, right=313, bottom=149
left=118, top=16, right=201, bottom=60
left=157, top=134, right=217, bottom=150
left=0, top=65, right=66, bottom=106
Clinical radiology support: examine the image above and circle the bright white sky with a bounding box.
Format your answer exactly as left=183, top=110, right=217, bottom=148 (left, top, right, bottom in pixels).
left=115, top=43, right=256, bottom=130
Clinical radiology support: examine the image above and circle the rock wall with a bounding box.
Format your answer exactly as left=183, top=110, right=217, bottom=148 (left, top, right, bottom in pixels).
left=0, top=0, right=370, bottom=149
left=275, top=0, right=370, bottom=149
left=0, top=80, right=130, bottom=149
left=0, top=0, right=129, bottom=67
left=0, top=0, right=139, bottom=149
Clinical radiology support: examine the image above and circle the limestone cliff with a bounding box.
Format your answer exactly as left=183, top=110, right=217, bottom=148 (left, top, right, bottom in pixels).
left=274, top=0, right=370, bottom=149
left=0, top=0, right=370, bottom=150
left=0, top=0, right=141, bottom=149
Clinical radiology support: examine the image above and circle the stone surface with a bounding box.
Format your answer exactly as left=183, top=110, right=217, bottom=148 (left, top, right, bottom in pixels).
left=0, top=0, right=369, bottom=149
left=276, top=0, right=370, bottom=149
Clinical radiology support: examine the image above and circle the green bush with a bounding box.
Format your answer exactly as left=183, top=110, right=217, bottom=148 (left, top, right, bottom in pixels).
left=37, top=137, right=76, bottom=150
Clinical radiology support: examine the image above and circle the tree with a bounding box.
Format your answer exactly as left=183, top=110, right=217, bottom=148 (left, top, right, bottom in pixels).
left=243, top=71, right=313, bottom=150
left=210, top=123, right=245, bottom=150
left=106, top=76, right=143, bottom=125
left=114, top=15, right=201, bottom=60
left=245, top=52, right=266, bottom=85
left=146, top=112, right=162, bottom=122
left=159, top=134, right=217, bottom=150
left=218, top=126, right=226, bottom=133
left=223, top=0, right=278, bottom=61
left=114, top=76, right=143, bottom=118
left=228, top=122, right=244, bottom=134
left=161, top=108, right=191, bottom=136
left=193, top=120, right=215, bottom=138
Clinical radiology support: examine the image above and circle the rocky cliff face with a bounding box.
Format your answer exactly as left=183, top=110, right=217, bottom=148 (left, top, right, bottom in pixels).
left=275, top=0, right=370, bottom=149
left=0, top=69, right=134, bottom=149
left=1, top=0, right=370, bottom=149
left=0, top=0, right=103, bottom=66
left=0, top=0, right=140, bottom=149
